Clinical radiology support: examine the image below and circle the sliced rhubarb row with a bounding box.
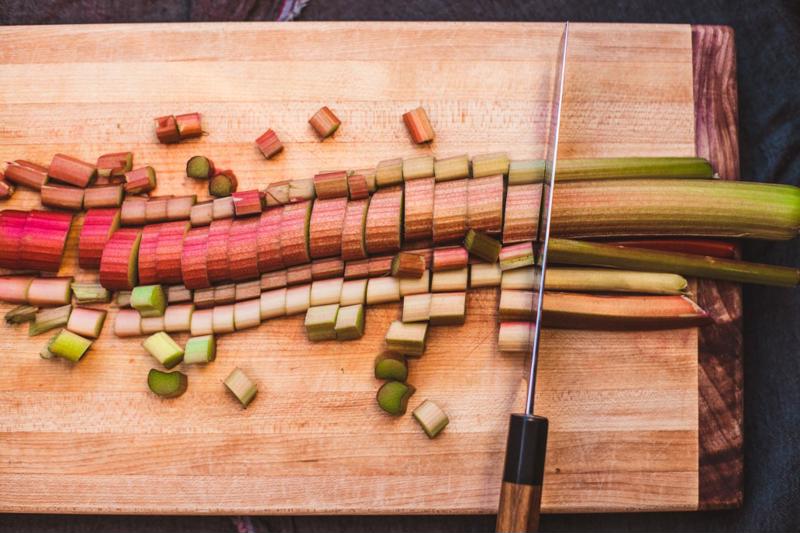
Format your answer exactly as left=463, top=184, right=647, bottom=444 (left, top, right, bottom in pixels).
left=432, top=178, right=467, bottom=244
left=79, top=208, right=120, bottom=269
left=467, top=174, right=504, bottom=235
left=280, top=200, right=312, bottom=267
left=156, top=221, right=190, bottom=284
left=181, top=226, right=211, bottom=289
left=503, top=183, right=541, bottom=243
left=207, top=218, right=233, bottom=284
left=365, top=185, right=403, bottom=255
left=137, top=224, right=162, bottom=285
left=20, top=210, right=74, bottom=272
left=228, top=217, right=260, bottom=282
left=0, top=210, right=29, bottom=269
left=309, top=197, right=348, bottom=259
left=311, top=258, right=345, bottom=280
left=340, top=199, right=369, bottom=261
left=257, top=207, right=284, bottom=273
left=404, top=177, right=434, bottom=242
left=99, top=228, right=142, bottom=290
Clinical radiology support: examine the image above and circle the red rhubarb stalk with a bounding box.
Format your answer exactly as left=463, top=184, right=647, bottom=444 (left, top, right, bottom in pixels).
left=206, top=219, right=233, bottom=284
left=48, top=154, right=97, bottom=188
left=433, top=178, right=468, bottom=244
left=3, top=160, right=48, bottom=190
left=232, top=190, right=263, bottom=217
left=96, top=152, right=133, bottom=178
left=433, top=246, right=469, bottom=272
left=280, top=201, right=312, bottom=267
left=607, top=239, right=738, bottom=259
left=99, top=228, right=142, bottom=290
left=154, top=115, right=181, bottom=144
left=309, top=197, right=348, bottom=258
left=0, top=210, right=28, bottom=269
left=78, top=208, right=120, bottom=269
left=402, top=106, right=435, bottom=144
left=181, top=226, right=211, bottom=289
left=257, top=207, right=285, bottom=273
left=40, top=184, right=85, bottom=211
left=309, top=106, right=341, bottom=139
left=228, top=218, right=260, bottom=282
left=404, top=177, right=435, bottom=242
left=340, top=199, right=369, bottom=261
left=20, top=211, right=73, bottom=272
left=137, top=224, right=162, bottom=285
left=365, top=185, right=403, bottom=255
left=255, top=129, right=284, bottom=159
left=155, top=221, right=190, bottom=284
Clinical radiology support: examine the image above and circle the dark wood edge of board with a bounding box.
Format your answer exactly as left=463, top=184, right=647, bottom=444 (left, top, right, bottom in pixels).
left=692, top=24, right=744, bottom=510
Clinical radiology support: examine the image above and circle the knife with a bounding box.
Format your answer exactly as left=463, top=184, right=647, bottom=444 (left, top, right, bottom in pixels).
left=495, top=21, right=569, bottom=533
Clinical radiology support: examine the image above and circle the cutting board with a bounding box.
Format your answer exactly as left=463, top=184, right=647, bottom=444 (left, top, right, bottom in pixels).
left=0, top=22, right=742, bottom=514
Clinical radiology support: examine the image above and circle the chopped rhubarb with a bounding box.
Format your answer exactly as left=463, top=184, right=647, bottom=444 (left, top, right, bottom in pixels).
left=124, top=166, right=157, bottom=194
left=3, top=160, right=48, bottom=190
left=309, top=197, right=348, bottom=258
left=99, top=228, right=142, bottom=290
left=308, top=106, right=341, bottom=139
left=79, top=208, right=120, bottom=269
left=48, top=153, right=97, bottom=188
left=257, top=207, right=285, bottom=273
left=402, top=106, right=435, bottom=144
left=365, top=185, right=403, bottom=255
left=232, top=190, right=263, bottom=217
left=255, top=129, right=284, bottom=159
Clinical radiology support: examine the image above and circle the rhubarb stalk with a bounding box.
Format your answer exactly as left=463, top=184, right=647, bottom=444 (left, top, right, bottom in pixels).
left=402, top=106, right=435, bottom=144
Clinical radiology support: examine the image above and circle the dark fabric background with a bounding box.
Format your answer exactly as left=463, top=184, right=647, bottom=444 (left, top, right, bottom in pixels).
left=1, top=1, right=799, bottom=532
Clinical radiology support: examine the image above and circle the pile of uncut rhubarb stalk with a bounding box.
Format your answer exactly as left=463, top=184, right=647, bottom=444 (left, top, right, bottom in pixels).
left=1, top=106, right=799, bottom=437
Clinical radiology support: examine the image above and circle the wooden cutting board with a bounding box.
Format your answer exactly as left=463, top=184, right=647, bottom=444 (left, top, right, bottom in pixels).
left=0, top=22, right=742, bottom=514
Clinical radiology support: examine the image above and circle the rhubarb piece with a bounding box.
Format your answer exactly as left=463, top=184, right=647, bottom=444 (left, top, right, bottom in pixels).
left=467, top=174, right=504, bottom=234
left=508, top=160, right=545, bottom=185
left=148, top=369, right=188, bottom=398
left=143, top=331, right=183, bottom=368
left=131, top=285, right=166, bottom=318
left=166, top=195, right=196, bottom=221
left=549, top=238, right=800, bottom=287
left=124, top=166, right=157, bottom=194
left=228, top=218, right=260, bottom=282
left=280, top=201, right=312, bottom=266
left=29, top=305, right=72, bottom=336
left=285, top=284, right=311, bottom=315
left=78, top=208, right=120, bottom=269
left=433, top=246, right=469, bottom=272
left=140, top=315, right=166, bottom=334
left=375, top=158, right=403, bottom=187
left=186, top=155, right=215, bottom=180
left=0, top=210, right=28, bottom=269
left=232, top=190, right=263, bottom=217
left=501, top=267, right=536, bottom=290
left=290, top=179, right=316, bottom=203
left=155, top=115, right=181, bottom=143
left=41, top=184, right=84, bottom=211
left=145, top=195, right=171, bottom=224
left=190, top=201, right=214, bottom=227
left=403, top=177, right=434, bottom=242
left=472, top=152, right=509, bottom=178
left=20, top=211, right=73, bottom=272
left=265, top=180, right=290, bottom=206
left=334, top=303, right=364, bottom=340
left=27, top=277, right=72, bottom=306
left=175, top=112, right=203, bottom=139
left=498, top=322, right=534, bottom=352
left=190, top=308, right=214, bottom=336
left=377, top=381, right=415, bottom=416
left=287, top=264, right=312, bottom=286
left=48, top=329, right=92, bottom=362
left=499, top=290, right=535, bottom=320
left=465, top=230, right=502, bottom=263
left=402, top=293, right=431, bottom=322
left=341, top=199, right=369, bottom=261
left=499, top=242, right=535, bottom=271
left=224, top=368, right=258, bottom=407
left=213, top=284, right=236, bottom=305
left=400, top=269, right=430, bottom=296
left=212, top=304, right=235, bottom=334
left=347, top=174, right=370, bottom=200
left=365, top=185, right=403, bottom=255
left=212, top=196, right=235, bottom=220
left=608, top=239, right=738, bottom=259
left=97, top=152, right=133, bottom=178
left=344, top=259, right=370, bottom=280
left=114, top=309, right=142, bottom=337
left=261, top=270, right=288, bottom=290
left=308, top=106, right=341, bottom=139
left=369, top=256, right=394, bottom=277
left=433, top=154, right=469, bottom=182
left=311, top=258, right=345, bottom=280
left=0, top=180, right=14, bottom=199
left=181, top=226, right=210, bottom=289
left=5, top=305, right=37, bottom=324
left=257, top=207, right=284, bottom=273
left=392, top=252, right=426, bottom=279
left=260, top=288, right=287, bottom=320
left=374, top=353, right=408, bottom=381
left=4, top=160, right=48, bottom=190
left=366, top=277, right=401, bottom=305
left=403, top=155, right=435, bottom=180
left=304, top=304, right=339, bottom=341
left=353, top=168, right=377, bottom=192
left=234, top=299, right=261, bottom=331
left=0, top=275, right=33, bottom=304
left=554, top=157, right=713, bottom=181
left=209, top=171, right=238, bottom=198
left=120, top=197, right=147, bottom=226
left=429, top=292, right=466, bottom=325
left=100, top=228, right=141, bottom=289
left=309, top=197, right=348, bottom=258
left=66, top=307, right=106, bottom=338
left=386, top=320, right=428, bottom=356
left=256, top=129, right=283, bottom=159
left=183, top=335, right=216, bottom=364
left=402, top=106, right=435, bottom=144
left=545, top=268, right=689, bottom=295
left=155, top=221, right=190, bottom=284
left=48, top=154, right=96, bottom=188
left=206, top=219, right=232, bottom=284
left=310, top=277, right=344, bottom=306
left=314, top=170, right=349, bottom=199
left=136, top=221, right=161, bottom=285
left=340, top=279, right=367, bottom=306
left=431, top=267, right=468, bottom=292
left=83, top=185, right=123, bottom=209
left=167, top=285, right=193, bottom=303
left=71, top=282, right=111, bottom=304
left=433, top=179, right=468, bottom=244
left=503, top=184, right=540, bottom=243
left=117, top=291, right=132, bottom=307
left=235, top=280, right=261, bottom=302
left=164, top=303, right=194, bottom=333
left=413, top=400, right=449, bottom=438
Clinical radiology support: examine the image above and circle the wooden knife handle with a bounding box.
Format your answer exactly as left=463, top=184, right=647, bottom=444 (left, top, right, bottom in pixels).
left=496, top=413, right=549, bottom=533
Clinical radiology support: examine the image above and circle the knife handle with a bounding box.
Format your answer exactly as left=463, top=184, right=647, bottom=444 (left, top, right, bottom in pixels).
left=496, top=413, right=549, bottom=533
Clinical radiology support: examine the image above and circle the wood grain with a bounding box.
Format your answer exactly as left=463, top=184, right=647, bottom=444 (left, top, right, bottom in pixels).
left=692, top=24, right=744, bottom=510
left=0, top=22, right=707, bottom=515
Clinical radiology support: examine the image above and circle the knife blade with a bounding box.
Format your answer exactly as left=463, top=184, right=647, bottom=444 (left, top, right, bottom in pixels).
left=496, top=21, right=569, bottom=533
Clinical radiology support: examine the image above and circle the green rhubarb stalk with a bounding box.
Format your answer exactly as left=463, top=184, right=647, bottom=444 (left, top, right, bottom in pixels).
left=224, top=368, right=258, bottom=407
left=71, top=282, right=111, bottom=304
left=376, top=381, right=415, bottom=416
left=553, top=157, right=713, bottom=181
left=465, top=229, right=502, bottom=263
left=148, top=369, right=188, bottom=398
left=545, top=267, right=689, bottom=295
left=304, top=304, right=339, bottom=342
left=334, top=304, right=365, bottom=340
left=374, top=353, right=408, bottom=381
left=47, top=329, right=92, bottom=362
left=29, top=305, right=72, bottom=336
left=5, top=305, right=38, bottom=324
left=549, top=238, right=800, bottom=287
left=412, top=400, right=449, bottom=438
left=131, top=284, right=166, bottom=318
left=142, top=331, right=184, bottom=369
left=183, top=335, right=216, bottom=364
